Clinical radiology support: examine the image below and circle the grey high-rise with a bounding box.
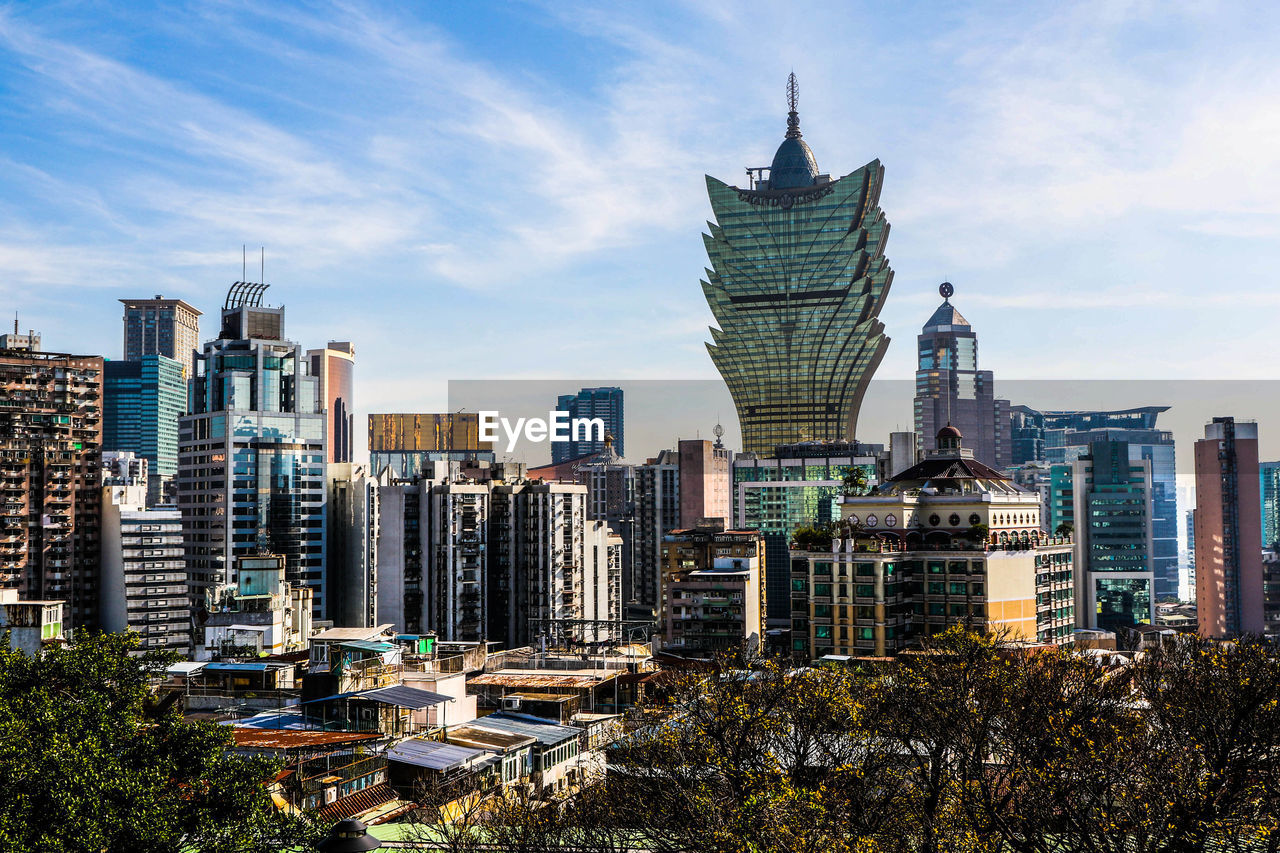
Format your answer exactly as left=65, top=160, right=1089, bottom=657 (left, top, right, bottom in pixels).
left=552, top=387, right=623, bottom=464
left=120, top=296, right=202, bottom=383
left=913, top=282, right=1009, bottom=468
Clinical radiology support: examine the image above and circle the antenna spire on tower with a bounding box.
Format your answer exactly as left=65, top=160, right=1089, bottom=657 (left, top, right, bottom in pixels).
left=786, top=72, right=801, bottom=139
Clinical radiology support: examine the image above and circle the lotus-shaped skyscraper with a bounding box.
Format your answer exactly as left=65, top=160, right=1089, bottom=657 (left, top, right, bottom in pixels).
left=703, top=75, right=893, bottom=455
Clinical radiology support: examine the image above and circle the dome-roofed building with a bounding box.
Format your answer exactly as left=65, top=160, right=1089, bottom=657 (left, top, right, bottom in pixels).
left=788, top=423, right=1076, bottom=660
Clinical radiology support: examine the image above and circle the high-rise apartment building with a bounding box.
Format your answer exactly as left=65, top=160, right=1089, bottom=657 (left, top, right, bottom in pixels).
left=734, top=441, right=883, bottom=626
left=0, top=344, right=104, bottom=628
left=369, top=412, right=496, bottom=480
left=572, top=440, right=639, bottom=620
left=100, top=486, right=191, bottom=655
left=120, top=296, right=201, bottom=382
left=1064, top=441, right=1156, bottom=631
left=308, top=342, right=355, bottom=465
left=369, top=461, right=621, bottom=648
left=660, top=520, right=765, bottom=656
left=790, top=426, right=1074, bottom=659
left=1194, top=417, right=1265, bottom=638
left=635, top=450, right=680, bottom=622
left=103, top=354, right=186, bottom=505
left=551, top=387, right=624, bottom=464
left=178, top=282, right=327, bottom=619
left=913, top=283, right=1009, bottom=468
left=703, top=77, right=892, bottom=455
left=1259, top=460, right=1280, bottom=549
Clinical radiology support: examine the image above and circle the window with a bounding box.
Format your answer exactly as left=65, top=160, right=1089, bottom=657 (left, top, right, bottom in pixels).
left=815, top=626, right=833, bottom=639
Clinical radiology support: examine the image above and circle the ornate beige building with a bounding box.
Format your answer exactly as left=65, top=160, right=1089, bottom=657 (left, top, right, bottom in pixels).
left=790, top=426, right=1074, bottom=659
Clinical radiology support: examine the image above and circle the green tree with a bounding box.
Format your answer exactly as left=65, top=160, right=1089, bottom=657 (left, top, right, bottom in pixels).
left=841, top=468, right=869, bottom=497
left=0, top=630, right=319, bottom=853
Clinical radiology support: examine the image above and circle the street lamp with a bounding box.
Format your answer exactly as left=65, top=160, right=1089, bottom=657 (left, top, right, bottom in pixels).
left=317, top=818, right=381, bottom=852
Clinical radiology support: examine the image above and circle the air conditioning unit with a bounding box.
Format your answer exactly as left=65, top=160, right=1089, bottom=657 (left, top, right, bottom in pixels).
left=502, top=696, right=522, bottom=711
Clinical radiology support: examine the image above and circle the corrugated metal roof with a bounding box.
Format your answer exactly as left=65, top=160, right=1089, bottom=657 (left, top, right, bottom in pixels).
left=232, top=730, right=383, bottom=750
left=167, top=661, right=207, bottom=676
left=203, top=661, right=274, bottom=672
left=339, top=640, right=398, bottom=653
left=446, top=726, right=536, bottom=751
left=386, top=738, right=488, bottom=771
left=471, top=712, right=580, bottom=747
left=312, top=624, right=394, bottom=641
left=467, top=672, right=604, bottom=688
left=300, top=685, right=452, bottom=708
left=359, top=685, right=451, bottom=709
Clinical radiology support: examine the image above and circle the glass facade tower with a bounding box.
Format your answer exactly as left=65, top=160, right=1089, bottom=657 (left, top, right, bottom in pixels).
left=733, top=442, right=881, bottom=625
left=913, top=285, right=1009, bottom=467
left=178, top=284, right=327, bottom=620
left=1259, top=460, right=1280, bottom=549
left=702, top=76, right=892, bottom=455
left=103, top=354, right=186, bottom=505
left=1056, top=440, right=1156, bottom=631
left=552, top=387, right=623, bottom=464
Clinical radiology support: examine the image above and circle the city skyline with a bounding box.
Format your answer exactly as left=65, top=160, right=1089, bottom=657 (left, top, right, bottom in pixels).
left=3, top=2, right=1280, bottom=447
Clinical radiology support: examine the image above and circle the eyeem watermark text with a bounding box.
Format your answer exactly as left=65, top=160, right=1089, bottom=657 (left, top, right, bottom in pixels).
left=479, top=411, right=606, bottom=453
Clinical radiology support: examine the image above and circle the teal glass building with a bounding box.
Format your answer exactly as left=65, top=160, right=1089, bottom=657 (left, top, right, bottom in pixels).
left=1260, top=460, right=1280, bottom=548
left=1052, top=440, right=1155, bottom=631
left=733, top=441, right=880, bottom=625
left=103, top=354, right=186, bottom=505
left=702, top=76, right=893, bottom=455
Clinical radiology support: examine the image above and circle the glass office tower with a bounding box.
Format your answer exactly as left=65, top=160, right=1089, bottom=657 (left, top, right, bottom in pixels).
left=733, top=441, right=881, bottom=625
left=1060, top=440, right=1156, bottom=631
left=1259, top=460, right=1280, bottom=548
left=179, top=283, right=327, bottom=619
left=552, top=386, right=624, bottom=464
left=702, top=75, right=893, bottom=455
left=104, top=354, right=186, bottom=505
left=913, top=285, right=1009, bottom=468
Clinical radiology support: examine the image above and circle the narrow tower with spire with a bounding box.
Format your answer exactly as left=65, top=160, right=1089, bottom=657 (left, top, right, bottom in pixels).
left=912, top=281, right=1010, bottom=468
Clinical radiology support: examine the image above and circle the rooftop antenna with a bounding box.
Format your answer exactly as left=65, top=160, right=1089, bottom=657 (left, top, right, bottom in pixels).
left=13, top=312, right=17, bottom=337
left=786, top=71, right=801, bottom=139
left=260, top=246, right=264, bottom=285
left=242, top=245, right=246, bottom=281
left=942, top=281, right=955, bottom=432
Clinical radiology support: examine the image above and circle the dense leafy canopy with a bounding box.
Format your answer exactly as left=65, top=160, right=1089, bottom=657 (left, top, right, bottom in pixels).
left=0, top=630, right=319, bottom=853
left=417, top=628, right=1280, bottom=853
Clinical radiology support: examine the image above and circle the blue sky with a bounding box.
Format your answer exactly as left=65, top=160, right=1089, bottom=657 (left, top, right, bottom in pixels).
left=3, top=0, right=1279, bottom=451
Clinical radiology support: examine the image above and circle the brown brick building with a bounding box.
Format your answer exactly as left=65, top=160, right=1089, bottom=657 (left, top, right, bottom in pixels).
left=0, top=346, right=104, bottom=627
